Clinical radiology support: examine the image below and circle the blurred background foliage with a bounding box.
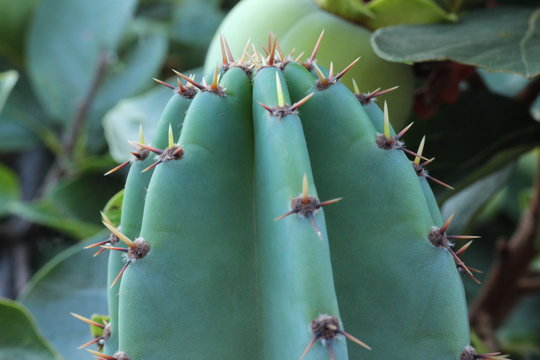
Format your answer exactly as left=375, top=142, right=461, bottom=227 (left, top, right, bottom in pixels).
left=0, top=0, right=539, bottom=359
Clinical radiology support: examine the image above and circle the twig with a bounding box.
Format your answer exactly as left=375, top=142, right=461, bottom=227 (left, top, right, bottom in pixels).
left=515, top=76, right=540, bottom=108
left=40, top=52, right=110, bottom=193
left=469, top=152, right=540, bottom=350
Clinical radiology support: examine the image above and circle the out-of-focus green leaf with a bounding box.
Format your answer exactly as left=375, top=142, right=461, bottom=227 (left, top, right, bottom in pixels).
left=19, top=235, right=109, bottom=360
left=365, top=0, right=456, bottom=29
left=0, top=71, right=58, bottom=153
left=8, top=201, right=101, bottom=239
left=27, top=0, right=137, bottom=125
left=103, top=189, right=124, bottom=227
left=7, top=172, right=123, bottom=238
left=0, top=299, right=62, bottom=360
left=441, top=164, right=514, bottom=232
left=0, top=70, right=18, bottom=113
left=0, top=0, right=40, bottom=65
left=372, top=7, right=540, bottom=78
left=103, top=83, right=171, bottom=162
left=171, top=0, right=225, bottom=46
left=0, top=163, right=20, bottom=217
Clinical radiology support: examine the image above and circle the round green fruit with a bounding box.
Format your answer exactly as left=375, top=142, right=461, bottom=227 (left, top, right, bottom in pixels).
left=204, top=0, right=414, bottom=126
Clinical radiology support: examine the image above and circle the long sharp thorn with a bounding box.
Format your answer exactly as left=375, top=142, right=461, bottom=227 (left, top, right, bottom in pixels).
left=328, top=344, right=336, bottom=360
left=110, top=261, right=131, bottom=288
left=86, top=349, right=115, bottom=360
left=168, top=124, right=174, bottom=148
left=352, top=78, right=360, bottom=95
left=267, top=35, right=277, bottom=65
left=447, top=235, right=481, bottom=240
left=257, top=101, right=274, bottom=113
left=288, top=47, right=296, bottom=58
left=308, top=213, right=323, bottom=240
left=78, top=337, right=101, bottom=350
left=395, top=122, right=414, bottom=140
left=440, top=213, right=455, bottom=234
left=312, top=63, right=326, bottom=83
left=172, top=70, right=205, bottom=90
left=328, top=62, right=334, bottom=79
left=129, top=141, right=163, bottom=155
left=274, top=210, right=297, bottom=221
left=308, top=29, right=325, bottom=65
left=152, top=78, right=175, bottom=90
left=223, top=36, right=234, bottom=63
left=219, top=35, right=229, bottom=65
left=92, top=248, right=106, bottom=257
left=302, top=174, right=309, bottom=202
left=101, top=212, right=114, bottom=226
left=421, top=157, right=436, bottom=167
left=290, top=92, right=315, bottom=111
left=425, top=175, right=455, bottom=190
left=339, top=331, right=372, bottom=350
left=104, top=161, right=130, bottom=176
left=172, top=146, right=184, bottom=157
left=414, top=136, right=426, bottom=165
left=177, top=78, right=186, bottom=92
left=275, top=74, right=285, bottom=107
left=299, top=336, right=318, bottom=360
left=383, top=101, right=391, bottom=138
left=450, top=250, right=480, bottom=283
left=84, top=240, right=110, bottom=249
left=294, top=51, right=305, bottom=63
left=455, top=240, right=474, bottom=256
left=71, top=313, right=105, bottom=328
left=469, top=266, right=483, bottom=274
left=372, top=85, right=399, bottom=98
left=318, top=197, right=343, bottom=208
left=276, top=42, right=285, bottom=62
left=238, top=38, right=251, bottom=64
left=142, top=160, right=162, bottom=173
left=101, top=213, right=134, bottom=248
left=400, top=147, right=431, bottom=161
left=211, top=65, right=220, bottom=90
left=100, top=246, right=129, bottom=252
left=335, top=57, right=361, bottom=81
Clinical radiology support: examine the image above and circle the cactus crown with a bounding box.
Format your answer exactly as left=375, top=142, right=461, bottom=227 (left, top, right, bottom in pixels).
left=72, top=33, right=503, bottom=360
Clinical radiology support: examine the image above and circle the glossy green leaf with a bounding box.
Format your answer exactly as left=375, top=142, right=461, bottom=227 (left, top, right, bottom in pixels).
left=8, top=174, right=123, bottom=238
left=0, top=163, right=20, bottom=217
left=0, top=69, right=58, bottom=153
left=0, top=70, right=18, bottom=113
left=372, top=7, right=540, bottom=78
left=0, top=299, right=61, bottom=360
left=27, top=0, right=137, bottom=125
left=365, top=0, right=456, bottom=29
left=18, top=235, right=109, bottom=360
left=441, top=164, right=514, bottom=232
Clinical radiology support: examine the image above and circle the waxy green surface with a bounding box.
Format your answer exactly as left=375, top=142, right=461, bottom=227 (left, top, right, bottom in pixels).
left=284, top=62, right=469, bottom=359
left=118, top=68, right=261, bottom=359
left=105, top=90, right=192, bottom=355
left=253, top=67, right=347, bottom=360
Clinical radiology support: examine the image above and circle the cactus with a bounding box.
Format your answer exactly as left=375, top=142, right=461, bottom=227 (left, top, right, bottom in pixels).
left=77, top=35, right=509, bottom=360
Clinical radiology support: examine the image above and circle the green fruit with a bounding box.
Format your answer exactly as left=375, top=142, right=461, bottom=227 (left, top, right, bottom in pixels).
left=204, top=0, right=414, bottom=127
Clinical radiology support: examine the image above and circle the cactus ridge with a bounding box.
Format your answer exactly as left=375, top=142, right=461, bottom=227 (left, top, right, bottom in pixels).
left=77, top=34, right=490, bottom=360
